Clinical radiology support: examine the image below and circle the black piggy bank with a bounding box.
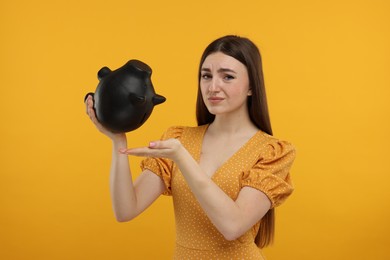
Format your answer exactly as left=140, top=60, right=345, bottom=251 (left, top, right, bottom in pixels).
left=85, top=60, right=166, bottom=133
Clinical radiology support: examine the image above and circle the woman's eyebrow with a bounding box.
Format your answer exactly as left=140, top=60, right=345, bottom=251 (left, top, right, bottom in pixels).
left=218, top=68, right=236, bottom=74
left=201, top=68, right=237, bottom=73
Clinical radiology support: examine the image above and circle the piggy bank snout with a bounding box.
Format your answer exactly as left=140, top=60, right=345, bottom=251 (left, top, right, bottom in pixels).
left=153, top=94, right=166, bottom=105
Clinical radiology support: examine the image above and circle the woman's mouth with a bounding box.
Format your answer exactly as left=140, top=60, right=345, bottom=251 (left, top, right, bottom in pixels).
left=208, top=97, right=224, bottom=104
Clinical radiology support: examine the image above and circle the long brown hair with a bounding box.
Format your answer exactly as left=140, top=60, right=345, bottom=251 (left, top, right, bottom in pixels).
left=196, top=35, right=274, bottom=248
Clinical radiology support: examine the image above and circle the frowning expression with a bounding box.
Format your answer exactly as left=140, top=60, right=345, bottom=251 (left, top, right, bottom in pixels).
left=200, top=52, right=251, bottom=116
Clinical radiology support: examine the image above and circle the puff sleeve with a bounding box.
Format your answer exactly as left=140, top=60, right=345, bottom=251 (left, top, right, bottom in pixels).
left=240, top=140, right=296, bottom=208
left=140, top=126, right=184, bottom=196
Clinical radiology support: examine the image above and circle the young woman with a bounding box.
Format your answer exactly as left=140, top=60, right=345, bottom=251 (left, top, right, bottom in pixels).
left=85, top=35, right=296, bottom=259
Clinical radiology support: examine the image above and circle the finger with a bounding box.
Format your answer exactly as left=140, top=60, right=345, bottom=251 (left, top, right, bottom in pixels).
left=148, top=141, right=158, bottom=148
left=84, top=92, right=94, bottom=103
left=85, top=98, right=97, bottom=119
left=85, top=96, right=93, bottom=114
left=88, top=97, right=94, bottom=109
left=118, top=148, right=128, bottom=154
left=87, top=107, right=104, bottom=129
left=122, top=147, right=157, bottom=157
left=87, top=106, right=96, bottom=121
left=87, top=103, right=102, bottom=129
left=148, top=139, right=174, bottom=149
left=85, top=96, right=89, bottom=114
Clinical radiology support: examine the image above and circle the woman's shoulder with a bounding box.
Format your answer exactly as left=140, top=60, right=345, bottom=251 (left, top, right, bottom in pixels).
left=255, top=131, right=296, bottom=159
left=257, top=130, right=293, bottom=145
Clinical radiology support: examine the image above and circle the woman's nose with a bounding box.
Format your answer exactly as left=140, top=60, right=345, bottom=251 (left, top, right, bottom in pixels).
left=208, top=78, right=221, bottom=92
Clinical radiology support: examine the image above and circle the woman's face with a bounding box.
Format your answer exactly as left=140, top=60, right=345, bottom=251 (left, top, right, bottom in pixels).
left=200, top=52, right=251, bottom=117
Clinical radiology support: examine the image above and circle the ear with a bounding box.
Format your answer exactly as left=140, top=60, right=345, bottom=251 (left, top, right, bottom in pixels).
left=248, top=88, right=252, bottom=96
left=97, top=67, right=112, bottom=80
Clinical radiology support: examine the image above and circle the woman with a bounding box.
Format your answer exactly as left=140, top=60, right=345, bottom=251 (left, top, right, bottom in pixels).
left=85, top=35, right=296, bottom=259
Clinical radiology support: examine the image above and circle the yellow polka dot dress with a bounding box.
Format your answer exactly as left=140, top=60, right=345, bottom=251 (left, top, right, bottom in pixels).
left=141, top=125, right=295, bottom=259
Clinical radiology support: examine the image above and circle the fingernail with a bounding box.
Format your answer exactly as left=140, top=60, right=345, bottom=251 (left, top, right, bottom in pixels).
left=149, top=142, right=156, bottom=148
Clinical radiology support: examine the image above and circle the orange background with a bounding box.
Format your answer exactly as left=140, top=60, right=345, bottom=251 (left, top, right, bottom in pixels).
left=1, top=0, right=389, bottom=259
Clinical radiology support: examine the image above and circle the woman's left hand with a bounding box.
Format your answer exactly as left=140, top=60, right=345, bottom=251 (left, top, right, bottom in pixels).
left=119, top=138, right=184, bottom=161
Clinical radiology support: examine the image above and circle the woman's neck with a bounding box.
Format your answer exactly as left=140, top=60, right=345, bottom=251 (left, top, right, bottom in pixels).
left=208, top=112, right=258, bottom=136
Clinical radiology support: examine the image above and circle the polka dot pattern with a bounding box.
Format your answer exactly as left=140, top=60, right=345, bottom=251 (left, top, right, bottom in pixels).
left=141, top=125, right=296, bottom=259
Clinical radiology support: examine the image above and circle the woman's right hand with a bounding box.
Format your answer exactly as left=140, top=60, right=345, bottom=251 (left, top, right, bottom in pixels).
left=85, top=94, right=127, bottom=143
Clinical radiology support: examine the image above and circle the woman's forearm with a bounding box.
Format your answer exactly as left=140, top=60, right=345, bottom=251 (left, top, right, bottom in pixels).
left=109, top=139, right=138, bottom=222
left=174, top=147, right=253, bottom=240
left=86, top=95, right=163, bottom=222
left=121, top=139, right=269, bottom=239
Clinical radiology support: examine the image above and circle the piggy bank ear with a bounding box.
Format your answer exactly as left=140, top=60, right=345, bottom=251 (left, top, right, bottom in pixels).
left=97, top=67, right=112, bottom=80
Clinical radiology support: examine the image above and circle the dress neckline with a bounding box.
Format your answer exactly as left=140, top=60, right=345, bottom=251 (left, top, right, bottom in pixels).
left=196, top=124, right=263, bottom=180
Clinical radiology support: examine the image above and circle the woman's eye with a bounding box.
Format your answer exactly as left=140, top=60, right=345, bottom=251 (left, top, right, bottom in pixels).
left=201, top=74, right=212, bottom=80
left=224, top=75, right=235, bottom=80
